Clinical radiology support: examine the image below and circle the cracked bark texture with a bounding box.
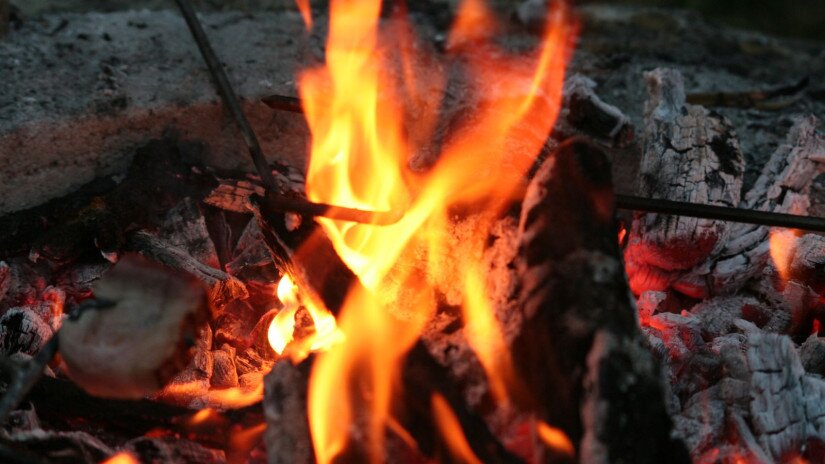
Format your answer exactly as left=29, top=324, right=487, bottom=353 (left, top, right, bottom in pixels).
left=674, top=115, right=825, bottom=297
left=624, top=67, right=744, bottom=296
left=656, top=316, right=825, bottom=462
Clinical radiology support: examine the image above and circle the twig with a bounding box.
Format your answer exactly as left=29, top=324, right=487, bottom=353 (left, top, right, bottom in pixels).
left=173, top=0, right=277, bottom=190
left=257, top=190, right=825, bottom=232
left=0, top=336, right=59, bottom=424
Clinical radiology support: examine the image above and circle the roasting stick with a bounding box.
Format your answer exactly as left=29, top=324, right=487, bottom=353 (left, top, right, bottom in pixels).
left=173, top=0, right=277, bottom=191
left=263, top=92, right=825, bottom=232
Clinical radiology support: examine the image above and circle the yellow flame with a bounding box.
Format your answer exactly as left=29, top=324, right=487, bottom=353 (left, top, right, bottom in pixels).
left=101, top=452, right=139, bottom=464
left=431, top=393, right=483, bottom=464
left=267, top=274, right=342, bottom=358
left=296, top=0, right=575, bottom=461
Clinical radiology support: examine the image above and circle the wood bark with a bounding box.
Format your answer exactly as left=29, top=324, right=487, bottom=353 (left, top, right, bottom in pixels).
left=675, top=115, right=825, bottom=297
left=512, top=138, right=690, bottom=463
left=623, top=67, right=744, bottom=297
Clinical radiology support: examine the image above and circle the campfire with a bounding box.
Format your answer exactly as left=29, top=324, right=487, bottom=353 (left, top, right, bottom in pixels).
left=1, top=0, right=824, bottom=463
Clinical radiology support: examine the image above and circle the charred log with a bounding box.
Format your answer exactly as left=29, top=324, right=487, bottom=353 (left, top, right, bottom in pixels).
left=511, top=138, right=689, bottom=463
left=264, top=359, right=313, bottom=464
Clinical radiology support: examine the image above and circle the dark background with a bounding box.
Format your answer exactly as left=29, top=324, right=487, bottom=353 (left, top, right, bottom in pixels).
left=10, top=0, right=825, bottom=40
left=579, top=0, right=825, bottom=39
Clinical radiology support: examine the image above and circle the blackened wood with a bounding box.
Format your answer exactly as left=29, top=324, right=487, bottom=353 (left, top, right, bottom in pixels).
left=396, top=342, right=524, bottom=464
left=127, top=230, right=248, bottom=308
left=511, top=138, right=689, bottom=463
left=252, top=193, right=357, bottom=317
left=264, top=359, right=314, bottom=464
left=22, top=375, right=263, bottom=451
left=560, top=74, right=634, bottom=148
left=0, top=335, right=57, bottom=424
left=253, top=196, right=517, bottom=462
left=0, top=139, right=215, bottom=262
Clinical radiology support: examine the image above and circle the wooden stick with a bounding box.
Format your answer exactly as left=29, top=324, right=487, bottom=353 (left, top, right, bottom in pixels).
left=174, top=0, right=277, bottom=191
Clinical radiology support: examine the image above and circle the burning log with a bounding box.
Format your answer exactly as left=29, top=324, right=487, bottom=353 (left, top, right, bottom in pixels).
left=623, top=67, right=744, bottom=297
left=59, top=255, right=209, bottom=399
left=252, top=187, right=520, bottom=462
left=511, top=139, right=690, bottom=462
left=263, top=359, right=313, bottom=464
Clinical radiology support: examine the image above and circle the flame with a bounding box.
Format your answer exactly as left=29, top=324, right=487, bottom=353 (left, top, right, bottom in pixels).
left=536, top=420, right=575, bottom=457
left=463, top=266, right=514, bottom=403
left=188, top=408, right=219, bottom=426
left=292, top=0, right=575, bottom=461
left=268, top=276, right=299, bottom=355
left=769, top=228, right=800, bottom=283
left=431, top=393, right=483, bottom=464
left=295, top=0, right=312, bottom=30
left=228, top=422, right=267, bottom=463
left=266, top=274, right=343, bottom=359
left=101, top=452, right=139, bottom=464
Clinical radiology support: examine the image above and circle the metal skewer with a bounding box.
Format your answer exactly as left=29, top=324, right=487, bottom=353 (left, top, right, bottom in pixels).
left=261, top=92, right=825, bottom=231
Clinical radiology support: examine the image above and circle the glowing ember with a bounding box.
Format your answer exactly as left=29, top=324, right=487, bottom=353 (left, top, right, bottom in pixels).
left=284, top=0, right=574, bottom=460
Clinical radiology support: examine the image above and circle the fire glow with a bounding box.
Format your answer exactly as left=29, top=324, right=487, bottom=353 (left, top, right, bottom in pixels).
left=267, top=0, right=576, bottom=460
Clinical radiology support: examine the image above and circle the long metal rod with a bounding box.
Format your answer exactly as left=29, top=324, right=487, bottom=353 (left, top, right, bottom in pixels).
left=261, top=92, right=825, bottom=231
left=614, top=195, right=825, bottom=232
left=260, top=185, right=825, bottom=232
left=174, top=0, right=277, bottom=190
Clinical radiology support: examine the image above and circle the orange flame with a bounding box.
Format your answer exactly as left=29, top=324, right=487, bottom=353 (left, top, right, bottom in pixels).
left=295, top=0, right=313, bottom=30
left=432, top=393, right=483, bottom=464
left=769, top=228, right=800, bottom=283
left=536, top=420, right=575, bottom=457
left=463, top=266, right=514, bottom=403
left=187, top=407, right=219, bottom=426
left=294, top=0, right=575, bottom=461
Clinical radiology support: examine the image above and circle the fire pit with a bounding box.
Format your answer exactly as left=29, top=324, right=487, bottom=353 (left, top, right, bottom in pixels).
left=1, top=1, right=824, bottom=463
